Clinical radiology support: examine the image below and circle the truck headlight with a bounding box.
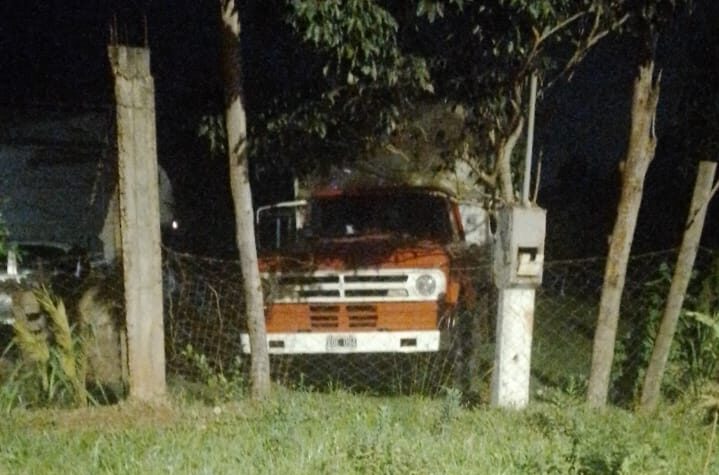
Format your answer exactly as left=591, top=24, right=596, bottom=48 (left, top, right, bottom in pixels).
left=415, top=274, right=437, bottom=297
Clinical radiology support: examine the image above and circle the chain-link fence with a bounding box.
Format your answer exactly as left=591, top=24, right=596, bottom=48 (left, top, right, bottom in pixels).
left=2, top=246, right=717, bottom=405
left=161, top=246, right=719, bottom=404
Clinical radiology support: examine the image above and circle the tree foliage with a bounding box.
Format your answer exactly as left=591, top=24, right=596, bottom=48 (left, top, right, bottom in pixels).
left=251, top=0, right=436, bottom=178
left=203, top=0, right=691, bottom=201
left=290, top=0, right=433, bottom=91
left=413, top=0, right=639, bottom=201
left=247, top=0, right=634, bottom=201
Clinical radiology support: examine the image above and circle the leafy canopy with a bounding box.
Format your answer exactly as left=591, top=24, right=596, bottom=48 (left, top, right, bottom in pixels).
left=205, top=0, right=690, bottom=199
left=266, top=0, right=632, bottom=199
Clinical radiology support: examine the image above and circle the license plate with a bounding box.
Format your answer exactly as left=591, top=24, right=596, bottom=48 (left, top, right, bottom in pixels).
left=326, top=334, right=357, bottom=351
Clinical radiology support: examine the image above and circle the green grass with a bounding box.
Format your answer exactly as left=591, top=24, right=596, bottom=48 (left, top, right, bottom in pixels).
left=1, top=385, right=716, bottom=474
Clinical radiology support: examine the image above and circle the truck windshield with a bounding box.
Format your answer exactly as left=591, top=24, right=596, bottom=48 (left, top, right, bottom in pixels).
left=256, top=205, right=305, bottom=251
left=310, top=192, right=454, bottom=243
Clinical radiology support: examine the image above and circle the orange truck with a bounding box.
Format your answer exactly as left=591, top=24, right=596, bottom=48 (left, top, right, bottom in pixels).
left=241, top=186, right=488, bottom=354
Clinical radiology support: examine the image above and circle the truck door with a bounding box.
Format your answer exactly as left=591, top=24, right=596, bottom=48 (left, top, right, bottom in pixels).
left=255, top=200, right=307, bottom=251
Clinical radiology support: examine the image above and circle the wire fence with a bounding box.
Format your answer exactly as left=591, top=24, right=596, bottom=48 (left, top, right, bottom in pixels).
left=2, top=246, right=718, bottom=405
left=160, top=246, right=719, bottom=404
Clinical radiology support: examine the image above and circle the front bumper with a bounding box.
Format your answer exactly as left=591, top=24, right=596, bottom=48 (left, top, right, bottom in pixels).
left=240, top=330, right=441, bottom=354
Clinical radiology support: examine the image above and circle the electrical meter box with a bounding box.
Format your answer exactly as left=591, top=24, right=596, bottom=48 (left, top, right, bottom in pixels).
left=493, top=205, right=546, bottom=288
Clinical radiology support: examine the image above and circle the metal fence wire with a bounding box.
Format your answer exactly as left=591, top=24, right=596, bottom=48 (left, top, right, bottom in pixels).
left=162, top=247, right=719, bottom=404
left=2, top=247, right=717, bottom=405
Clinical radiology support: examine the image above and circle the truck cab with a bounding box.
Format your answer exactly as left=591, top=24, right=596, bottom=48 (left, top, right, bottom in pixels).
left=245, top=186, right=485, bottom=354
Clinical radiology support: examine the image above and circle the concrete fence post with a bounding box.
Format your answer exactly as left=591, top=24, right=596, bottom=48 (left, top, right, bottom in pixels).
left=108, top=45, right=166, bottom=401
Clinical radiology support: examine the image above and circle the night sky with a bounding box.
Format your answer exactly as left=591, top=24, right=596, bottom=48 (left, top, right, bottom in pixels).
left=1, top=1, right=303, bottom=255
left=1, top=1, right=717, bottom=257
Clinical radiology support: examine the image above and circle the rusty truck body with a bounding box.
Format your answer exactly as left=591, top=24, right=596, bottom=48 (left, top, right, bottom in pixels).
left=243, top=186, right=489, bottom=354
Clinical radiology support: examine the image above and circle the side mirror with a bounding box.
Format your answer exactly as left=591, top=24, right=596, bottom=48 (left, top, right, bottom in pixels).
left=458, top=202, right=493, bottom=247
left=6, top=249, right=18, bottom=277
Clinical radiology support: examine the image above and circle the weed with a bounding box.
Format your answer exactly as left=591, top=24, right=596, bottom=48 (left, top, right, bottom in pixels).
left=615, top=256, right=719, bottom=405
left=1, top=287, right=92, bottom=410
left=674, top=256, right=719, bottom=397
left=681, top=310, right=719, bottom=394
left=523, top=406, right=670, bottom=474
left=35, top=288, right=88, bottom=406
left=536, top=373, right=588, bottom=406
left=180, top=344, right=246, bottom=403
left=613, top=262, right=672, bottom=405
left=433, top=386, right=462, bottom=434
left=345, top=404, right=428, bottom=475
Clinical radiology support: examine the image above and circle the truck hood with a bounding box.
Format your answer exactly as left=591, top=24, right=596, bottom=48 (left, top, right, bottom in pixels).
left=259, top=235, right=451, bottom=273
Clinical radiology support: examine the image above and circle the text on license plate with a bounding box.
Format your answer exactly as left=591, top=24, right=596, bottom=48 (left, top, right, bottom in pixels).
left=326, top=334, right=358, bottom=350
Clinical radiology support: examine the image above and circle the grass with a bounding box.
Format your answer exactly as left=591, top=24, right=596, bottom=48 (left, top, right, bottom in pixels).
left=1, top=384, right=717, bottom=474
left=3, top=254, right=717, bottom=473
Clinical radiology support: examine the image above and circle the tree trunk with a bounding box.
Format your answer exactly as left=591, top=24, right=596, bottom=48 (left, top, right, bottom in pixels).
left=219, top=0, right=270, bottom=399
left=587, top=61, right=660, bottom=408
left=639, top=161, right=717, bottom=413
left=496, top=118, right=524, bottom=204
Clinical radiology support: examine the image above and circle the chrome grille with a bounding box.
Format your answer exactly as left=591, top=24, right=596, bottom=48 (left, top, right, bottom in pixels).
left=264, top=268, right=446, bottom=303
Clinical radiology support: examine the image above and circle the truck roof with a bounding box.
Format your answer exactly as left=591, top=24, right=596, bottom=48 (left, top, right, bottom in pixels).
left=311, top=185, right=458, bottom=201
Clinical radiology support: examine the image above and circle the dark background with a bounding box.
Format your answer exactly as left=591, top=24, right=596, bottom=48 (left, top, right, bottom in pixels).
left=1, top=1, right=717, bottom=257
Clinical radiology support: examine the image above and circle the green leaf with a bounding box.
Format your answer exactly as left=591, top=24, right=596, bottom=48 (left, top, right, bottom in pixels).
left=687, top=311, right=719, bottom=339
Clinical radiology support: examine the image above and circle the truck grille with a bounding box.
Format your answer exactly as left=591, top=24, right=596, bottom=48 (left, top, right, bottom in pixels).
left=278, top=274, right=407, bottom=296
left=309, top=305, right=339, bottom=329
left=266, top=269, right=445, bottom=303
left=308, top=304, right=378, bottom=329
left=348, top=304, right=378, bottom=328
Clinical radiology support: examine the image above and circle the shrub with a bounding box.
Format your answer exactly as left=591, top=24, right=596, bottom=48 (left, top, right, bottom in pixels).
left=177, top=344, right=246, bottom=404
left=615, top=255, right=719, bottom=405
left=2, top=287, right=88, bottom=409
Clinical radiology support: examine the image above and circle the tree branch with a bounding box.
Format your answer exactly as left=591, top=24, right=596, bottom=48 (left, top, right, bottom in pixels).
left=495, top=116, right=524, bottom=203
left=548, top=12, right=630, bottom=88
left=461, top=152, right=497, bottom=190
left=532, top=150, right=542, bottom=204
left=537, top=11, right=587, bottom=45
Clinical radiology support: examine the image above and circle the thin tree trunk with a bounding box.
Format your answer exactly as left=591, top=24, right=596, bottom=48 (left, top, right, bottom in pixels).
left=219, top=0, right=270, bottom=399
left=639, top=161, right=717, bottom=412
left=587, top=61, right=660, bottom=408
left=496, top=118, right=524, bottom=204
